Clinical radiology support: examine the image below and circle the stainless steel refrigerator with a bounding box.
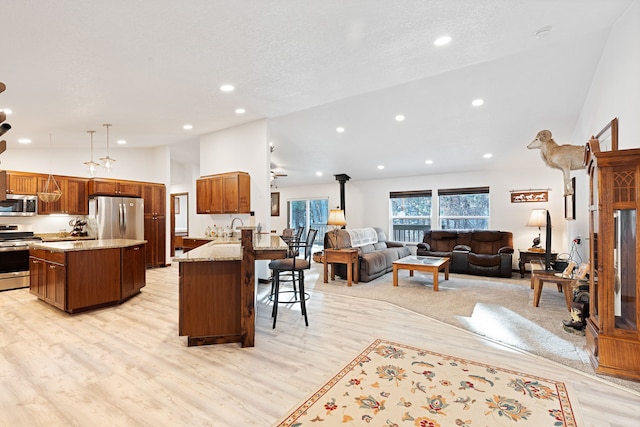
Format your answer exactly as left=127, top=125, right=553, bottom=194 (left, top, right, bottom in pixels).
left=88, top=196, right=144, bottom=240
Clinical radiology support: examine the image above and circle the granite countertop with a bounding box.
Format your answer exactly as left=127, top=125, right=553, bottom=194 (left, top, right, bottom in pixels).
left=30, top=239, right=147, bottom=252
left=35, top=233, right=96, bottom=242
left=174, top=232, right=288, bottom=263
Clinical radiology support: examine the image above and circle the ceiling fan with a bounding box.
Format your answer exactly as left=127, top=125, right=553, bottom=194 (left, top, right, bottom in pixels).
left=270, top=168, right=288, bottom=188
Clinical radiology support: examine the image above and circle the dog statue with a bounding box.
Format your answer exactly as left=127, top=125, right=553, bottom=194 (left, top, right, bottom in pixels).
left=527, top=130, right=585, bottom=195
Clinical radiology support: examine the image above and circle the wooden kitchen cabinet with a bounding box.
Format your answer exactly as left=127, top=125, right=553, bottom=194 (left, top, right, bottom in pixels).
left=142, top=183, right=167, bottom=268
left=37, top=175, right=88, bottom=215
left=29, top=248, right=66, bottom=310
left=4, top=170, right=43, bottom=195
left=30, top=243, right=145, bottom=314
left=145, top=216, right=166, bottom=268
left=196, top=171, right=250, bottom=214
left=142, top=183, right=166, bottom=217
left=121, top=244, right=146, bottom=300
left=196, top=175, right=222, bottom=214
left=88, top=178, right=141, bottom=197
left=181, top=238, right=210, bottom=252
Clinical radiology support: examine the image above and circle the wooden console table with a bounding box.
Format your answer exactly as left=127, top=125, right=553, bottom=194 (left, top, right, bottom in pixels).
left=518, top=250, right=558, bottom=278
left=323, top=248, right=359, bottom=286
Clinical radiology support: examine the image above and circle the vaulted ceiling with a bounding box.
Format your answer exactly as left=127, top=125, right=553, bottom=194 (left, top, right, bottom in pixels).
left=1, top=1, right=634, bottom=186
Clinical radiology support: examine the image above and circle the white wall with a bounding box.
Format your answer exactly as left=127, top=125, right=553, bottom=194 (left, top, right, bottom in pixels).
left=567, top=0, right=640, bottom=262
left=274, top=167, right=578, bottom=270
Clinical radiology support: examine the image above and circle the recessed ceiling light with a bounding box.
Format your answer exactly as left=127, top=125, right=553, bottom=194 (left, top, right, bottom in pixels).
left=18, top=138, right=31, bottom=144
left=183, top=124, right=193, bottom=130
left=472, top=99, right=484, bottom=107
left=316, top=171, right=323, bottom=177
left=336, top=127, right=345, bottom=133
left=425, top=160, right=433, bottom=165
left=117, top=139, right=126, bottom=145
left=377, top=165, right=384, bottom=170
left=434, top=35, right=452, bottom=46
left=220, top=84, right=235, bottom=92
left=1, top=108, right=12, bottom=115
left=483, top=153, right=493, bottom=159
left=395, top=115, right=405, bottom=122
left=235, top=108, right=246, bottom=114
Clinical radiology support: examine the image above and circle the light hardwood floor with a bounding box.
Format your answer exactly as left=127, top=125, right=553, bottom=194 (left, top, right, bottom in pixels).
left=1, top=263, right=639, bottom=426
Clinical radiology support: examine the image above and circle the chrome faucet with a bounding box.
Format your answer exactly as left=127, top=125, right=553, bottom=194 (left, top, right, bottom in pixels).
left=230, top=217, right=244, bottom=230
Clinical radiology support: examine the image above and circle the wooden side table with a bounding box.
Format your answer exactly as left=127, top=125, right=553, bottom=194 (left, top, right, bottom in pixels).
left=323, top=248, right=359, bottom=286
left=518, top=250, right=558, bottom=278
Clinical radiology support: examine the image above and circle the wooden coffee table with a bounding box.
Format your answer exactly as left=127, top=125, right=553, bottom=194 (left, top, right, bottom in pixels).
left=392, top=256, right=450, bottom=291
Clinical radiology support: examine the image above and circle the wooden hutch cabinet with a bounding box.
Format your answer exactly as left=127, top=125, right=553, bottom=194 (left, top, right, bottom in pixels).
left=584, top=120, right=640, bottom=381
left=196, top=171, right=250, bottom=214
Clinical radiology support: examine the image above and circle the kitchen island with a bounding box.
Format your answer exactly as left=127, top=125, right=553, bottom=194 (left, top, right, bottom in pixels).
left=174, top=229, right=288, bottom=347
left=29, top=239, right=146, bottom=313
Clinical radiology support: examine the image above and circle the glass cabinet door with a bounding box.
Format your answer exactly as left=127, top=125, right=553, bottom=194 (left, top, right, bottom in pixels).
left=613, top=208, right=637, bottom=331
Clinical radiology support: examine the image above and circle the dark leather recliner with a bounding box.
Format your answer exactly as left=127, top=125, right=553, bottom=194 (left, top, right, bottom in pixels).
left=417, top=230, right=514, bottom=278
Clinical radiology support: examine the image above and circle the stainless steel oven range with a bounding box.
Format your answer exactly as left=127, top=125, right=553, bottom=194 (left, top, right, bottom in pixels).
left=0, top=224, right=42, bottom=291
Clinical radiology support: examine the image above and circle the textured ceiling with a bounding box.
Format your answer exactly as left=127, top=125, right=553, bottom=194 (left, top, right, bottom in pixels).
left=0, top=0, right=634, bottom=186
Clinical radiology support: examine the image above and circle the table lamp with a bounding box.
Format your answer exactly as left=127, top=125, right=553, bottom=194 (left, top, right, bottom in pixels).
left=526, top=209, right=547, bottom=251
left=526, top=208, right=553, bottom=270
left=327, top=209, right=347, bottom=249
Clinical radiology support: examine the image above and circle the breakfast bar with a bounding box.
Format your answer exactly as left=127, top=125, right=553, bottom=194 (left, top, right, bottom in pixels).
left=174, top=229, right=288, bottom=347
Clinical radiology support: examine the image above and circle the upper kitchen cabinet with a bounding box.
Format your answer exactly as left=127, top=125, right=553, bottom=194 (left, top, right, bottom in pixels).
left=142, top=183, right=166, bottom=217
left=38, top=175, right=88, bottom=215
left=88, top=178, right=141, bottom=197
left=196, top=175, right=222, bottom=214
left=196, top=172, right=250, bottom=214
left=4, top=171, right=43, bottom=195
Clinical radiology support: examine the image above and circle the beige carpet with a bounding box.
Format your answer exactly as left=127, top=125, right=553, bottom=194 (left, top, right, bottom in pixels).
left=304, top=263, right=640, bottom=393
left=276, top=339, right=582, bottom=427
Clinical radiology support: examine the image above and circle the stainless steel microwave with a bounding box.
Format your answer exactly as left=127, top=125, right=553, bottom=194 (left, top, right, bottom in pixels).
left=0, top=194, right=38, bottom=216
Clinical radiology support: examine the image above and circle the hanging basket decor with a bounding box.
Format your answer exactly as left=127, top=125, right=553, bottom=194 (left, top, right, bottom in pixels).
left=37, top=174, right=62, bottom=203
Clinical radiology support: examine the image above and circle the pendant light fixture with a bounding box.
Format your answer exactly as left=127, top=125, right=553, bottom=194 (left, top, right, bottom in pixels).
left=84, top=130, right=100, bottom=176
left=100, top=123, right=116, bottom=172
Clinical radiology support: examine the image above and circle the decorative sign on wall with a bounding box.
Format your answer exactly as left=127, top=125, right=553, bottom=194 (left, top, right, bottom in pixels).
left=510, top=190, right=549, bottom=203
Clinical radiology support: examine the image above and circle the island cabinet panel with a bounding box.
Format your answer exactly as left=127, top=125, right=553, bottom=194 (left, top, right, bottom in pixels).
left=29, top=243, right=146, bottom=314
left=29, top=249, right=66, bottom=310
left=121, top=244, right=146, bottom=300
left=179, top=261, right=241, bottom=344
left=66, top=248, right=121, bottom=312
left=196, top=172, right=250, bottom=214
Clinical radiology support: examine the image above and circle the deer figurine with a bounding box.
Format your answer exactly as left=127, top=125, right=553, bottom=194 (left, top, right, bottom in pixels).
left=527, top=130, right=585, bottom=196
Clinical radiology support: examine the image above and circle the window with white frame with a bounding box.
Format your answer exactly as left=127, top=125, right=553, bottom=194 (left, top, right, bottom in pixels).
left=389, top=190, right=432, bottom=242
left=438, top=187, right=490, bottom=230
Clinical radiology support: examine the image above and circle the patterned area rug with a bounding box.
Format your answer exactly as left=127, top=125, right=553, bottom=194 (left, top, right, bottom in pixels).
left=276, top=339, right=582, bottom=427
